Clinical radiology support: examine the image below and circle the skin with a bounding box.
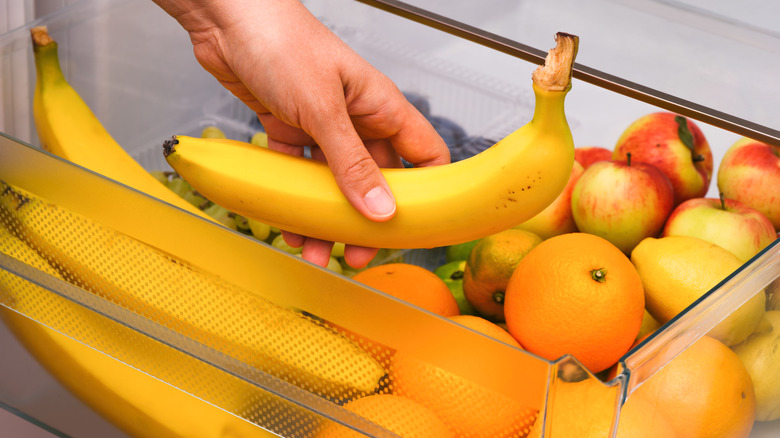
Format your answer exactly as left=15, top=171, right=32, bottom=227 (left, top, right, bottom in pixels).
left=151, top=0, right=449, bottom=268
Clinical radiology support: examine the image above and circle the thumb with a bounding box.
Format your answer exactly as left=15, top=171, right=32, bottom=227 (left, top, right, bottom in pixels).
left=309, top=111, right=397, bottom=223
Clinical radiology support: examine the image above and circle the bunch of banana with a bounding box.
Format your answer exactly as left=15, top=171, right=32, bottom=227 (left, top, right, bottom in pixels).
left=0, top=182, right=386, bottom=397
left=0, top=225, right=284, bottom=437
left=30, top=26, right=217, bottom=225
left=164, top=33, right=579, bottom=249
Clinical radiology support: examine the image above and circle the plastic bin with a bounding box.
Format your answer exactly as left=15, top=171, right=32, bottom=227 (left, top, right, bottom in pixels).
left=1, top=0, right=779, bottom=437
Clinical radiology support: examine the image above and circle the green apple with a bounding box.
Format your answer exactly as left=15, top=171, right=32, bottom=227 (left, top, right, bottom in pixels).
left=434, top=260, right=477, bottom=316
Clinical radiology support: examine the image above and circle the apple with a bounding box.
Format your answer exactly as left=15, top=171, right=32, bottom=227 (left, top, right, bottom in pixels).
left=614, top=112, right=713, bottom=206
left=662, top=194, right=777, bottom=263
left=514, top=160, right=584, bottom=240
left=571, top=154, right=674, bottom=254
left=574, top=146, right=613, bottom=169
left=717, top=137, right=780, bottom=231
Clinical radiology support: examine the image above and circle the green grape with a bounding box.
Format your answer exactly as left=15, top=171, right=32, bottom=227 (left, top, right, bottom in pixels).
left=182, top=190, right=209, bottom=209
left=247, top=218, right=271, bottom=241
left=271, top=234, right=302, bottom=255
left=166, top=177, right=193, bottom=198
left=331, top=242, right=346, bottom=258
left=325, top=256, right=343, bottom=275
left=250, top=132, right=269, bottom=148
left=233, top=215, right=251, bottom=231
left=149, top=170, right=170, bottom=185
left=202, top=203, right=237, bottom=230
left=200, top=125, right=226, bottom=139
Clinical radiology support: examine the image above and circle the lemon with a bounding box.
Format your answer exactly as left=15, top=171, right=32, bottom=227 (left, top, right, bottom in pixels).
left=630, top=235, right=766, bottom=346
left=732, top=310, right=780, bottom=421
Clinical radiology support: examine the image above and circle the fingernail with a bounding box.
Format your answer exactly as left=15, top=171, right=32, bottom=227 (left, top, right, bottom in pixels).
left=364, top=186, right=396, bottom=219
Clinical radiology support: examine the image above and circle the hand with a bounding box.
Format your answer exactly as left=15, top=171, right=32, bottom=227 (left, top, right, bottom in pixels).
left=153, top=0, right=450, bottom=268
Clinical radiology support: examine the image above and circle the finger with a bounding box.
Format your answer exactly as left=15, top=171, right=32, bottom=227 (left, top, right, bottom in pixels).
left=310, top=139, right=403, bottom=169
left=343, top=245, right=380, bottom=270
left=305, top=104, right=396, bottom=223
left=281, top=230, right=305, bottom=248
left=386, top=100, right=450, bottom=168
left=300, top=238, right=334, bottom=268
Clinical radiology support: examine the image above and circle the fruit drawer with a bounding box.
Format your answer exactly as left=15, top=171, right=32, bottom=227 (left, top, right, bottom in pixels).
left=1, top=0, right=779, bottom=437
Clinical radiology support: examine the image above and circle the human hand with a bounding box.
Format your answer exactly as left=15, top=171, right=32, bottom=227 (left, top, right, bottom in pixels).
left=153, top=0, right=450, bottom=269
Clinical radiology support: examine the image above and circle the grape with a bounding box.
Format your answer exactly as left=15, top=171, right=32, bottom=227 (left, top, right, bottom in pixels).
left=166, top=177, right=194, bottom=198
left=271, top=234, right=302, bottom=255
left=250, top=132, right=269, bottom=148
left=200, top=125, right=226, bottom=139
left=202, top=203, right=238, bottom=230
left=247, top=218, right=271, bottom=241
left=149, top=170, right=170, bottom=185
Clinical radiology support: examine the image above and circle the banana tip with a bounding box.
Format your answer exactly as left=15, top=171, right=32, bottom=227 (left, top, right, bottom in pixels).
left=162, top=136, right=179, bottom=158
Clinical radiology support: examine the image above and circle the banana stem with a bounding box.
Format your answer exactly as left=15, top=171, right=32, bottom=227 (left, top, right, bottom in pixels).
left=531, top=32, right=579, bottom=92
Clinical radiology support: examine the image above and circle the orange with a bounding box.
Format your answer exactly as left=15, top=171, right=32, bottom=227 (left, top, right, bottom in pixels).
left=463, top=229, right=543, bottom=321
left=527, top=377, right=679, bottom=437
left=315, top=394, right=451, bottom=438
left=503, top=233, right=644, bottom=373
left=352, top=263, right=459, bottom=317
left=632, top=335, right=756, bottom=438
left=389, top=315, right=537, bottom=438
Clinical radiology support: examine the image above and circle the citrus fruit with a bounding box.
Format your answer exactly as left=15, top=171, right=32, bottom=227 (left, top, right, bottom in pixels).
left=630, top=235, right=766, bottom=346
left=352, top=263, right=459, bottom=317
left=527, top=377, right=679, bottom=438
left=315, top=394, right=451, bottom=438
left=633, top=335, right=756, bottom=437
left=463, top=229, right=543, bottom=321
left=389, top=315, right=536, bottom=438
left=636, top=309, right=662, bottom=340
left=434, top=260, right=478, bottom=316
left=732, top=310, right=780, bottom=421
left=504, top=232, right=645, bottom=373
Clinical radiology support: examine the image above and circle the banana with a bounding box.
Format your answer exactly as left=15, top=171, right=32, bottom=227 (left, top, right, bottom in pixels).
left=30, top=26, right=217, bottom=225
left=0, top=182, right=386, bottom=402
left=0, top=225, right=287, bottom=437
left=164, top=32, right=579, bottom=249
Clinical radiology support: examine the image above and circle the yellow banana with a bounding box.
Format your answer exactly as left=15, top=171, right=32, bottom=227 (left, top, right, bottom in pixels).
left=30, top=26, right=217, bottom=225
left=164, top=33, right=579, bottom=249
left=0, top=182, right=386, bottom=402
left=0, top=225, right=288, bottom=437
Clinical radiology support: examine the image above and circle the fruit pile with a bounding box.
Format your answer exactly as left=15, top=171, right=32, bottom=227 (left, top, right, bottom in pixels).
left=417, top=112, right=778, bottom=437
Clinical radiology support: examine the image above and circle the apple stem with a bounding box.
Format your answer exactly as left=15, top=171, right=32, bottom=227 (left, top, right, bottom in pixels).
left=719, top=192, right=727, bottom=210
left=493, top=292, right=505, bottom=304
left=626, top=152, right=632, bottom=167
left=590, top=268, right=607, bottom=283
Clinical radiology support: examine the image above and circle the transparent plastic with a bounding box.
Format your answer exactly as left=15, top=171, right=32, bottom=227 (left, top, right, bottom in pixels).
left=1, top=0, right=779, bottom=437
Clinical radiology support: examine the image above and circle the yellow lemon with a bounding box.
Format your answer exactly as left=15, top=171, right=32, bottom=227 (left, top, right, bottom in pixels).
left=732, top=310, right=780, bottom=421
left=630, top=235, right=766, bottom=346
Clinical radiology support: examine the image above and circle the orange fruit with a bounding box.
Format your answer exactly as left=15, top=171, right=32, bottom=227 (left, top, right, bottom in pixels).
left=527, top=377, right=679, bottom=437
left=503, top=233, right=644, bottom=373
left=463, top=229, right=543, bottom=321
left=632, top=335, right=756, bottom=438
left=352, top=263, right=459, bottom=317
left=389, top=315, right=537, bottom=438
left=315, top=394, right=451, bottom=438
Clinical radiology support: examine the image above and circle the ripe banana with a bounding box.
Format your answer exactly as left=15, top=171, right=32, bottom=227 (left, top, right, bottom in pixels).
left=164, top=33, right=579, bottom=249
left=30, top=26, right=217, bottom=225
left=0, top=182, right=386, bottom=402
left=0, top=225, right=285, bottom=437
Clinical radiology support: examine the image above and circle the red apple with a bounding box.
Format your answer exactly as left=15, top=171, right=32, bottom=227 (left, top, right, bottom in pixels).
left=514, top=161, right=584, bottom=240
left=571, top=154, right=675, bottom=254
left=717, top=137, right=780, bottom=231
left=662, top=195, right=777, bottom=263
left=614, top=112, right=713, bottom=206
left=574, top=146, right=613, bottom=169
